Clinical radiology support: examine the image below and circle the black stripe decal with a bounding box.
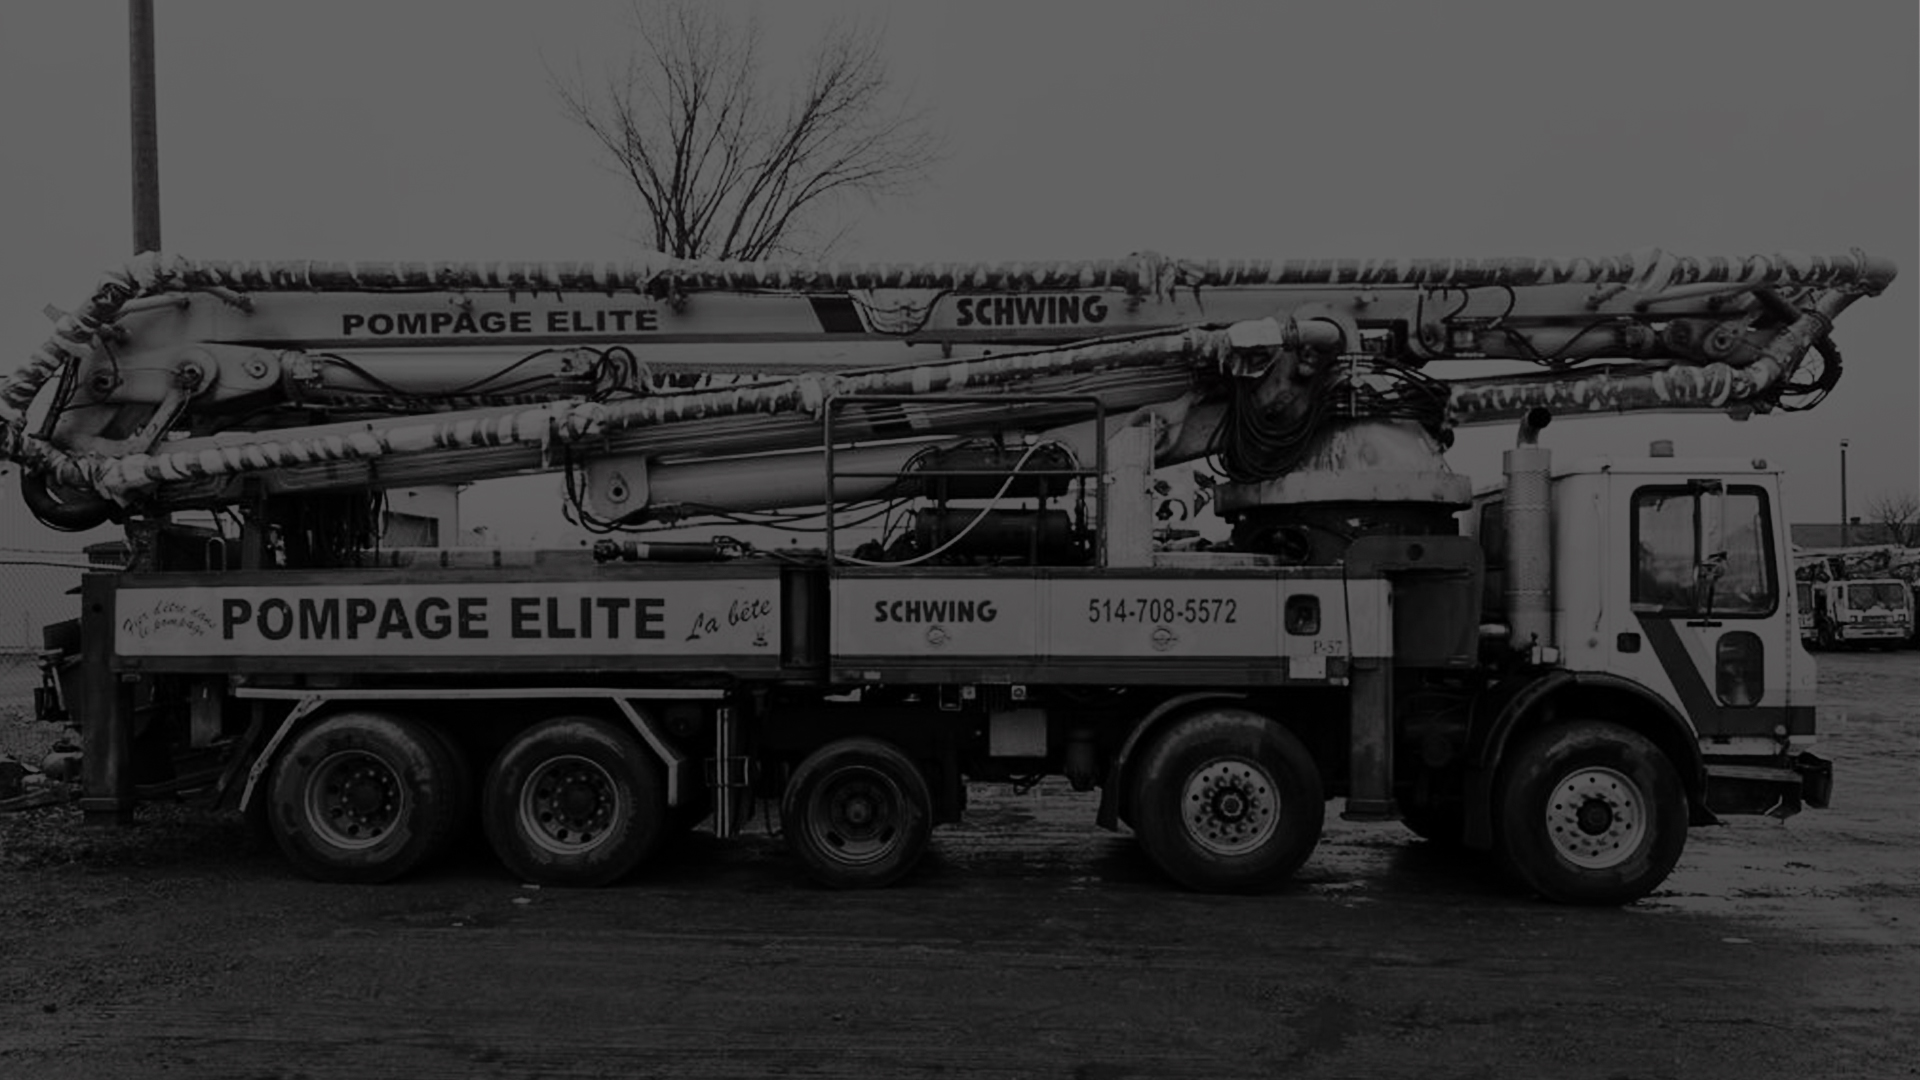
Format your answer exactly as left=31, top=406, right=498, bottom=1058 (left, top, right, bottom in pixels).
left=807, top=296, right=866, bottom=333
left=1636, top=616, right=1811, bottom=736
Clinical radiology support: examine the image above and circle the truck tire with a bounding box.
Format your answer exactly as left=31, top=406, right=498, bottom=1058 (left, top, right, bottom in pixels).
left=266, top=710, right=462, bottom=884
left=781, top=738, right=932, bottom=889
left=482, top=715, right=668, bottom=887
left=1494, top=719, right=1687, bottom=906
left=1130, top=708, right=1325, bottom=893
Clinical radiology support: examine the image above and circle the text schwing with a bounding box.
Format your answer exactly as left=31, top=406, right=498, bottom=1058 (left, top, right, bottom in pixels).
left=113, top=581, right=781, bottom=658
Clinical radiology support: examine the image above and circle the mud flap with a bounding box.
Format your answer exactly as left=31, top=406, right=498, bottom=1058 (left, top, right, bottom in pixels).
left=1704, top=753, right=1832, bottom=819
left=1796, top=751, right=1834, bottom=810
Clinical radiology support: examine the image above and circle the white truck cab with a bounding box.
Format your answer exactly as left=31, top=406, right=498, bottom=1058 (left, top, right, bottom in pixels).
left=1469, top=453, right=1818, bottom=804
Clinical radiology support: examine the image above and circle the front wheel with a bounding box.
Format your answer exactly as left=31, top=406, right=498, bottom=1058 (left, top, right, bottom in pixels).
left=482, top=716, right=668, bottom=887
left=1130, top=708, right=1325, bottom=893
left=1495, top=720, right=1687, bottom=906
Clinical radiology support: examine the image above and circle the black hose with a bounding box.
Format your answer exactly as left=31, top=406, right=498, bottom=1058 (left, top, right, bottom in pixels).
left=18, top=470, right=120, bottom=532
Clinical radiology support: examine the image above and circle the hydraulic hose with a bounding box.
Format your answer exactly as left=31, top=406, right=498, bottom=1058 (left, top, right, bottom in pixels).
left=18, top=469, right=119, bottom=532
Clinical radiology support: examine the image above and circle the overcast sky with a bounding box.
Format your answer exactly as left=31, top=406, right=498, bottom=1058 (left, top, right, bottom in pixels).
left=2, top=0, right=1913, bottom=545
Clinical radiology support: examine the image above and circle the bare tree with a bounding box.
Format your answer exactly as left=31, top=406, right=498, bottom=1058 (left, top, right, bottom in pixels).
left=1866, top=491, right=1920, bottom=547
left=553, top=2, right=943, bottom=261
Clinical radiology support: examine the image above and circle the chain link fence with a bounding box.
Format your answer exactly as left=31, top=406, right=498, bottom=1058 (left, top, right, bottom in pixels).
left=1, top=543, right=125, bottom=717
left=0, top=559, right=88, bottom=767
left=1, top=558, right=85, bottom=716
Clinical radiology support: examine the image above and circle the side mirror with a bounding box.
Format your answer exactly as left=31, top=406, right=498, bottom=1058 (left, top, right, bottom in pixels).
left=1693, top=479, right=1727, bottom=614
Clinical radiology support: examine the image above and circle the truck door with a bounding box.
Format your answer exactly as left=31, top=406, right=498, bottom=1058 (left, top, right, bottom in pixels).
left=1626, top=481, right=1808, bottom=743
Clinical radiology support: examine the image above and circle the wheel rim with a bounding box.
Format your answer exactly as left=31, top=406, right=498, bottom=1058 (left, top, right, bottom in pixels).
left=1181, top=757, right=1280, bottom=857
left=306, top=749, right=407, bottom=850
left=519, top=754, right=622, bottom=856
left=1545, top=765, right=1647, bottom=869
left=804, top=765, right=907, bottom=867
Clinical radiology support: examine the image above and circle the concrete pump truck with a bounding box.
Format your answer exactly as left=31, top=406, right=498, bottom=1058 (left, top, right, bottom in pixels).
left=1, top=247, right=1893, bottom=904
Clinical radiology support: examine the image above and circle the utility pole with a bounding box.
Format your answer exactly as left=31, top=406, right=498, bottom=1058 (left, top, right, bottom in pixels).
left=129, top=0, right=161, bottom=254
left=1839, top=439, right=1850, bottom=548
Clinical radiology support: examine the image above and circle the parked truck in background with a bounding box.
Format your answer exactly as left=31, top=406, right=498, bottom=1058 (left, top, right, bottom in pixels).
left=1808, top=577, right=1915, bottom=649
left=2, top=247, right=1892, bottom=904
left=1796, top=549, right=1918, bottom=650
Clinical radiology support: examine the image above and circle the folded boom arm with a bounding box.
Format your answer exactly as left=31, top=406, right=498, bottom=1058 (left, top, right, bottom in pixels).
left=1, top=248, right=1893, bottom=531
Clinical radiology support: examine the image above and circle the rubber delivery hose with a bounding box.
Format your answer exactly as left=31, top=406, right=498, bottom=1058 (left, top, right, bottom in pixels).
left=19, top=469, right=120, bottom=532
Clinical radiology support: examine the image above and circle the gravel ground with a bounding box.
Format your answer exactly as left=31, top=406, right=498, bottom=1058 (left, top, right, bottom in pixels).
left=0, top=651, right=1915, bottom=1078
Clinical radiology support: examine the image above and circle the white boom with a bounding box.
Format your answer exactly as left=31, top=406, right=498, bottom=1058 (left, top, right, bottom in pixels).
left=2, top=248, right=1893, bottom=532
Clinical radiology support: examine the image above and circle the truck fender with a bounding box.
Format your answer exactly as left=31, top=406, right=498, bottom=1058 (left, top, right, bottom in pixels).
left=234, top=691, right=691, bottom=813
left=1460, top=671, right=1711, bottom=850
left=1094, top=691, right=1247, bottom=831
left=234, top=696, right=331, bottom=814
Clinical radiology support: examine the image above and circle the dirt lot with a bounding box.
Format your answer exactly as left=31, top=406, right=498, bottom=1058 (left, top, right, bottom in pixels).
left=1, top=653, right=1916, bottom=1080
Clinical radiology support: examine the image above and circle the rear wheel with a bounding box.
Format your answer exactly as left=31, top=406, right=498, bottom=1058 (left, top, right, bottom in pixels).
left=1130, top=708, right=1325, bottom=892
left=1495, top=720, right=1687, bottom=906
left=482, top=716, right=668, bottom=887
left=781, top=738, right=932, bottom=889
left=266, top=710, right=461, bottom=884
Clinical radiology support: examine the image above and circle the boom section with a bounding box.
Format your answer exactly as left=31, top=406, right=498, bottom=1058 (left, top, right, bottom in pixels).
left=3, top=249, right=1893, bottom=527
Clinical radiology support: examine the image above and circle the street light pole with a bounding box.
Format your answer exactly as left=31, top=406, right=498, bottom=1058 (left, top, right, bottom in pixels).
left=129, top=0, right=161, bottom=254
left=1840, top=439, right=1850, bottom=548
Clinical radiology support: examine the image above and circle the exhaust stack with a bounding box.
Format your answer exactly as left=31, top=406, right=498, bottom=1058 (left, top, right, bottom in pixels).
left=1503, top=408, right=1554, bottom=659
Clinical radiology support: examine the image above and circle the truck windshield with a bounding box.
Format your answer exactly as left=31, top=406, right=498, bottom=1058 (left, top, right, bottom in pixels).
left=1845, top=582, right=1910, bottom=611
